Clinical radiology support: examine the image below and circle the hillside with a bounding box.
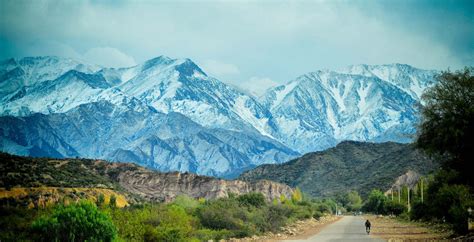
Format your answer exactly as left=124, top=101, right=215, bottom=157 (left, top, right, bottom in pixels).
left=0, top=152, right=293, bottom=207
left=239, top=141, right=438, bottom=198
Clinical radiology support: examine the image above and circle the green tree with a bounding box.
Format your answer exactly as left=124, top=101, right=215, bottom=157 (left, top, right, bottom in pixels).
left=416, top=67, right=474, bottom=185
left=346, top=191, right=362, bottom=212
left=109, top=194, right=117, bottom=208
left=414, top=67, right=474, bottom=234
left=96, top=193, right=105, bottom=207
left=363, top=189, right=387, bottom=214
left=31, top=200, right=117, bottom=242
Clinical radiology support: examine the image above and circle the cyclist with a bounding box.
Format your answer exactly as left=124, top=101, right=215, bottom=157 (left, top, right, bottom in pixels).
left=365, top=219, right=371, bottom=234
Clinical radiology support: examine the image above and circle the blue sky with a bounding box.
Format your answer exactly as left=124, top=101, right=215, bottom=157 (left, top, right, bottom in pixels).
left=1, top=0, right=473, bottom=94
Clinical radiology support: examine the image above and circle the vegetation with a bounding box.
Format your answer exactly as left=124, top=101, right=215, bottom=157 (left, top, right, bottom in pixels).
left=413, top=68, right=474, bottom=234
left=362, top=189, right=407, bottom=216
left=335, top=190, right=362, bottom=212
left=239, top=141, right=437, bottom=198
left=31, top=200, right=117, bottom=242
left=0, top=192, right=335, bottom=241
left=363, top=68, right=474, bottom=235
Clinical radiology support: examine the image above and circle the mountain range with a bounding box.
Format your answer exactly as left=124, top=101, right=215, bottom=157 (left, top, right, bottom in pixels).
left=0, top=56, right=436, bottom=177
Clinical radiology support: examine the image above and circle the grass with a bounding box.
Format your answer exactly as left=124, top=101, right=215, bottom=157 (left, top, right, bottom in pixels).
left=364, top=215, right=453, bottom=240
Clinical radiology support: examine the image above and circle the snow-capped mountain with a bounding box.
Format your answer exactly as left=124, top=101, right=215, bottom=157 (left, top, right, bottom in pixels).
left=0, top=56, right=99, bottom=97
left=0, top=56, right=436, bottom=177
left=0, top=100, right=296, bottom=178
left=340, top=64, right=436, bottom=100
left=0, top=56, right=296, bottom=177
left=262, top=65, right=436, bottom=153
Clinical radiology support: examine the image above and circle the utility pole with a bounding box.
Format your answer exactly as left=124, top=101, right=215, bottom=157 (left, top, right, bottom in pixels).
left=407, top=187, right=411, bottom=212
left=398, top=186, right=401, bottom=203
left=391, top=188, right=394, bottom=201
left=335, top=203, right=338, bottom=216
left=421, top=179, right=424, bottom=203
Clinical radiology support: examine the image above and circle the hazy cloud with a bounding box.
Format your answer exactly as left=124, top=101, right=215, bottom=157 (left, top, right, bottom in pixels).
left=201, top=60, right=240, bottom=76
left=1, top=0, right=472, bottom=89
left=83, top=47, right=136, bottom=68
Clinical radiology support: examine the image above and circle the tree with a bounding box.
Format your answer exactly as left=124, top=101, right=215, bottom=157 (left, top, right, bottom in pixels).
left=291, top=188, right=303, bottom=203
left=346, top=191, right=362, bottom=212
left=416, top=67, right=474, bottom=185
left=31, top=200, right=117, bottom=242
left=109, top=194, right=117, bottom=208
left=96, top=193, right=105, bottom=207
left=363, top=189, right=387, bottom=214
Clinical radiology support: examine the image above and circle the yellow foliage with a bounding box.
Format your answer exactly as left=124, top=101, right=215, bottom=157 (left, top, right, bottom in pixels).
left=291, top=187, right=303, bottom=202
left=0, top=187, right=128, bottom=208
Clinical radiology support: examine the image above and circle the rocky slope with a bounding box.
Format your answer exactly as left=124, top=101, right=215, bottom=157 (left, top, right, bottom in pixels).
left=239, top=141, right=438, bottom=198
left=0, top=152, right=293, bottom=203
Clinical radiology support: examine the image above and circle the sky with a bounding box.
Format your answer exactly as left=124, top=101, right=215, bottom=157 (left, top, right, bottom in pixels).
left=1, top=0, right=473, bottom=95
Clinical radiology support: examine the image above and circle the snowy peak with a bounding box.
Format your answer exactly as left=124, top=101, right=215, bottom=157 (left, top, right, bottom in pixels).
left=340, top=63, right=437, bottom=100
left=261, top=64, right=433, bottom=153
left=58, top=70, right=110, bottom=89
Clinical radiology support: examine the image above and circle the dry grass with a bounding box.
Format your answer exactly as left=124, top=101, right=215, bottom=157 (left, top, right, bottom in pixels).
left=0, top=187, right=129, bottom=208
left=364, top=215, right=453, bottom=241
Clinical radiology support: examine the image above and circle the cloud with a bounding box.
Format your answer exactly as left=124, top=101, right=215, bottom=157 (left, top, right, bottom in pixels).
left=0, top=0, right=472, bottom=85
left=82, top=47, right=136, bottom=68
left=201, top=60, right=240, bottom=76
left=247, top=77, right=278, bottom=96
left=236, top=76, right=278, bottom=97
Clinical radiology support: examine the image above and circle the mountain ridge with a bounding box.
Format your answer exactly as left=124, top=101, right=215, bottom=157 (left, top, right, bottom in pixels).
left=239, top=141, right=438, bottom=198
left=0, top=55, right=437, bottom=177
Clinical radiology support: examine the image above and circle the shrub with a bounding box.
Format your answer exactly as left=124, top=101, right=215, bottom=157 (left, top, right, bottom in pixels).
left=31, top=200, right=117, bottom=242
left=313, top=211, right=323, bottom=220
left=291, top=188, right=303, bottom=203
left=237, top=193, right=266, bottom=208
left=109, top=194, right=117, bottom=208
left=193, top=229, right=233, bottom=241
left=263, top=204, right=293, bottom=231
left=196, top=198, right=247, bottom=232
left=410, top=201, right=429, bottom=221
left=384, top=200, right=407, bottom=216
left=172, top=194, right=199, bottom=213
left=96, top=193, right=105, bottom=207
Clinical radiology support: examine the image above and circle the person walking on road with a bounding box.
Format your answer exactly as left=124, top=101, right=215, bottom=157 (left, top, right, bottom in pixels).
left=365, top=219, right=371, bottom=234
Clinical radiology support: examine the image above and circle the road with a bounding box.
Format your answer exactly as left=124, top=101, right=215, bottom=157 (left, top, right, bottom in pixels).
left=284, top=216, right=386, bottom=242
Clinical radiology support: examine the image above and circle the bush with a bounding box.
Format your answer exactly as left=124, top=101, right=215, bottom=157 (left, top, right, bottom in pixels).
left=31, top=200, right=117, bottom=242
left=431, top=184, right=471, bottom=234
left=384, top=200, right=407, bottom=216
left=147, top=204, right=196, bottom=239
left=237, top=193, right=266, bottom=208
left=196, top=198, right=249, bottom=234
left=109, top=194, right=117, bottom=208
left=193, top=229, right=233, bottom=241
left=172, top=194, right=199, bottom=213
left=410, top=201, right=429, bottom=221
left=313, top=211, right=323, bottom=220
left=264, top=204, right=293, bottom=231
